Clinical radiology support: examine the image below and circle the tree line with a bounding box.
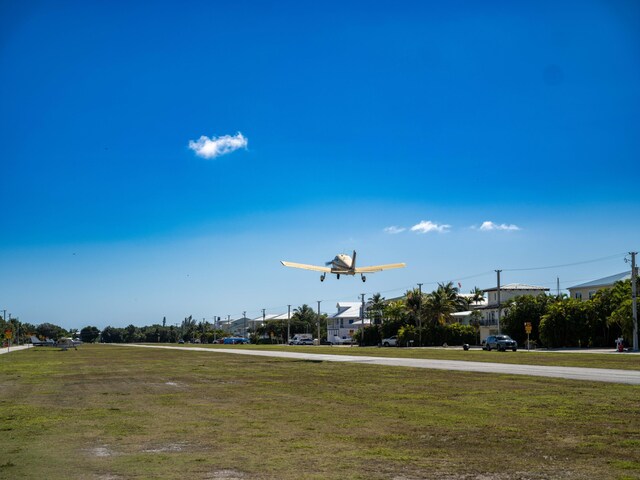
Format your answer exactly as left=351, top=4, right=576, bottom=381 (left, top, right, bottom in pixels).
left=352, top=280, right=631, bottom=348
left=2, top=279, right=632, bottom=348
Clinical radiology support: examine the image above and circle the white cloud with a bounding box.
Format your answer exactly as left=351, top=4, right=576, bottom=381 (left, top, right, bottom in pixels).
left=410, top=220, right=451, bottom=234
left=479, top=221, right=521, bottom=231
left=384, top=226, right=406, bottom=234
left=188, top=132, right=248, bottom=159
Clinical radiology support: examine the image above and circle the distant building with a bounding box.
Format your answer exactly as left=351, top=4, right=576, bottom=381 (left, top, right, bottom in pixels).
left=476, top=283, right=549, bottom=340
left=568, top=272, right=631, bottom=301
left=327, top=302, right=369, bottom=342
left=226, top=316, right=254, bottom=336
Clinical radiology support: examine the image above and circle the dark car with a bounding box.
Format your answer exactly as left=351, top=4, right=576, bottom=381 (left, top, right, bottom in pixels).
left=483, top=335, right=517, bottom=352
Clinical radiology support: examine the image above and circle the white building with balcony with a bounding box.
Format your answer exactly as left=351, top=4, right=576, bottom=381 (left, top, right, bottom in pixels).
left=326, top=302, right=370, bottom=343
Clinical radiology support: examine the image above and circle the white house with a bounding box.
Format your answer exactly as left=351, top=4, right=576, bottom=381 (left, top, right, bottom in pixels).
left=568, top=271, right=631, bottom=301
left=327, top=302, right=370, bottom=342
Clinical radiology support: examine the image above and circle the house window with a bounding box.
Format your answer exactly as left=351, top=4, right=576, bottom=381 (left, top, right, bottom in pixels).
left=575, top=292, right=582, bottom=300
left=589, top=291, right=596, bottom=299
left=348, top=319, right=354, bottom=324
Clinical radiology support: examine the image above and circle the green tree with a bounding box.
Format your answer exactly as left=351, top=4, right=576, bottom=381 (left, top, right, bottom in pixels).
left=290, top=304, right=317, bottom=334
left=181, top=315, right=197, bottom=341
left=381, top=300, right=406, bottom=337
left=501, top=294, right=553, bottom=345
left=367, top=293, right=386, bottom=325
left=36, top=322, right=67, bottom=341
left=405, top=288, right=423, bottom=327
left=425, top=282, right=467, bottom=325
left=592, top=280, right=629, bottom=345
left=469, top=310, right=483, bottom=344
left=80, top=326, right=100, bottom=343
left=101, top=326, right=124, bottom=343
left=470, top=286, right=485, bottom=306
left=123, top=324, right=143, bottom=343
left=539, top=298, right=596, bottom=348
left=608, top=299, right=633, bottom=341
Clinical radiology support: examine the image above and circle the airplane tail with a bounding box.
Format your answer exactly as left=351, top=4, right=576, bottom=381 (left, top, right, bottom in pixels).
left=351, top=250, right=357, bottom=271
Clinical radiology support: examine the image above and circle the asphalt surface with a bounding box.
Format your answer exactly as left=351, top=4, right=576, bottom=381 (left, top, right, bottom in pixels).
left=120, top=344, right=640, bottom=385
left=0, top=345, right=31, bottom=355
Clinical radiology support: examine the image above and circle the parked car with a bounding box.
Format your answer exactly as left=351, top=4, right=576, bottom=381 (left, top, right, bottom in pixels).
left=289, top=334, right=313, bottom=345
left=381, top=335, right=397, bottom=347
left=483, top=335, right=517, bottom=352
left=296, top=338, right=314, bottom=345
left=223, top=337, right=249, bottom=344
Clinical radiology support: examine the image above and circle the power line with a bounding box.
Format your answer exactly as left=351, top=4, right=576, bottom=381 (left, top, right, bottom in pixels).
left=502, top=252, right=627, bottom=272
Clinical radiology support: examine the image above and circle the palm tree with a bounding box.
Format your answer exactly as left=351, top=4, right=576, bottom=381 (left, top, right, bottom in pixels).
left=405, top=288, right=423, bottom=327
left=367, top=293, right=386, bottom=325
left=470, top=286, right=485, bottom=306
left=384, top=300, right=406, bottom=323
left=382, top=300, right=407, bottom=339
left=428, top=282, right=467, bottom=325
left=291, top=304, right=317, bottom=334
left=405, top=287, right=426, bottom=345
left=292, top=304, right=316, bottom=322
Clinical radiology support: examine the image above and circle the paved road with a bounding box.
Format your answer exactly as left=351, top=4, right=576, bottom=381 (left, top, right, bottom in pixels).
left=0, top=345, right=31, bottom=355
left=121, top=344, right=640, bottom=385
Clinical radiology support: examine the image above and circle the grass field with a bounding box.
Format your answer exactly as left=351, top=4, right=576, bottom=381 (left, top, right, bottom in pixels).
left=1, top=345, right=639, bottom=479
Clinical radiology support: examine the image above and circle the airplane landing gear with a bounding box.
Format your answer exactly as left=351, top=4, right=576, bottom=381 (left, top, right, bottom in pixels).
left=320, top=273, right=326, bottom=282
left=337, top=274, right=340, bottom=279
left=361, top=275, right=367, bottom=282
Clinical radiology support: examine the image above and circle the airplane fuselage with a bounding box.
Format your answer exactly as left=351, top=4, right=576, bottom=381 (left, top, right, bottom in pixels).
left=330, top=254, right=355, bottom=274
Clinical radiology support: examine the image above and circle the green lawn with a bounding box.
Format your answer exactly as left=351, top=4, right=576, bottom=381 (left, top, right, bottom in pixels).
left=178, top=343, right=640, bottom=371
left=1, top=345, right=639, bottom=479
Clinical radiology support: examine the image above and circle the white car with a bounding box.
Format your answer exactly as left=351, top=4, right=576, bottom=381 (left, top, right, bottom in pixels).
left=381, top=336, right=397, bottom=347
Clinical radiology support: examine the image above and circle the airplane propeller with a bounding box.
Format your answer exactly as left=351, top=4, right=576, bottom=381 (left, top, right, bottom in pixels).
left=325, top=260, right=334, bottom=266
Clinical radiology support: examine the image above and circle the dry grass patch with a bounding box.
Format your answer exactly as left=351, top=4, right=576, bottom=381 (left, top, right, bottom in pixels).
left=0, top=345, right=638, bottom=479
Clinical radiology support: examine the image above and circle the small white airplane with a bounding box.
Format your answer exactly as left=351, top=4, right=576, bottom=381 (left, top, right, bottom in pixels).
left=281, top=250, right=405, bottom=282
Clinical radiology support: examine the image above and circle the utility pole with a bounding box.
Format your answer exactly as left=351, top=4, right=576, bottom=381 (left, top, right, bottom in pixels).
left=631, top=252, right=638, bottom=352
left=227, top=315, right=231, bottom=335
left=360, top=293, right=366, bottom=346
left=495, top=270, right=502, bottom=334
left=287, top=305, right=291, bottom=344
left=317, top=301, right=321, bottom=344
left=417, top=283, right=423, bottom=347
left=557, top=277, right=560, bottom=299
left=243, top=311, right=246, bottom=339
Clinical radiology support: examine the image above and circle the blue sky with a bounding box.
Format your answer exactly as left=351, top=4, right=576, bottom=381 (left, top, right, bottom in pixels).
left=1, top=0, right=639, bottom=330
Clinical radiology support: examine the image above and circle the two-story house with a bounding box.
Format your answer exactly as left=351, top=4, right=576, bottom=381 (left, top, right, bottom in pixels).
left=326, top=302, right=369, bottom=343
left=477, top=283, right=549, bottom=340
left=568, top=272, right=631, bottom=301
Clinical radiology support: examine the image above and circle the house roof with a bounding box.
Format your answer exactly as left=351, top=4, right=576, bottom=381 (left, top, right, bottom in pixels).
left=252, top=314, right=281, bottom=322
left=330, top=302, right=363, bottom=319
left=568, top=271, right=630, bottom=290
left=451, top=311, right=473, bottom=317
left=483, top=283, right=549, bottom=292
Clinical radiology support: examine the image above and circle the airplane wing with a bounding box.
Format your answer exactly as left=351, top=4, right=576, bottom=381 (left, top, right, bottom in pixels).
left=281, top=261, right=332, bottom=273
left=354, top=263, right=406, bottom=273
